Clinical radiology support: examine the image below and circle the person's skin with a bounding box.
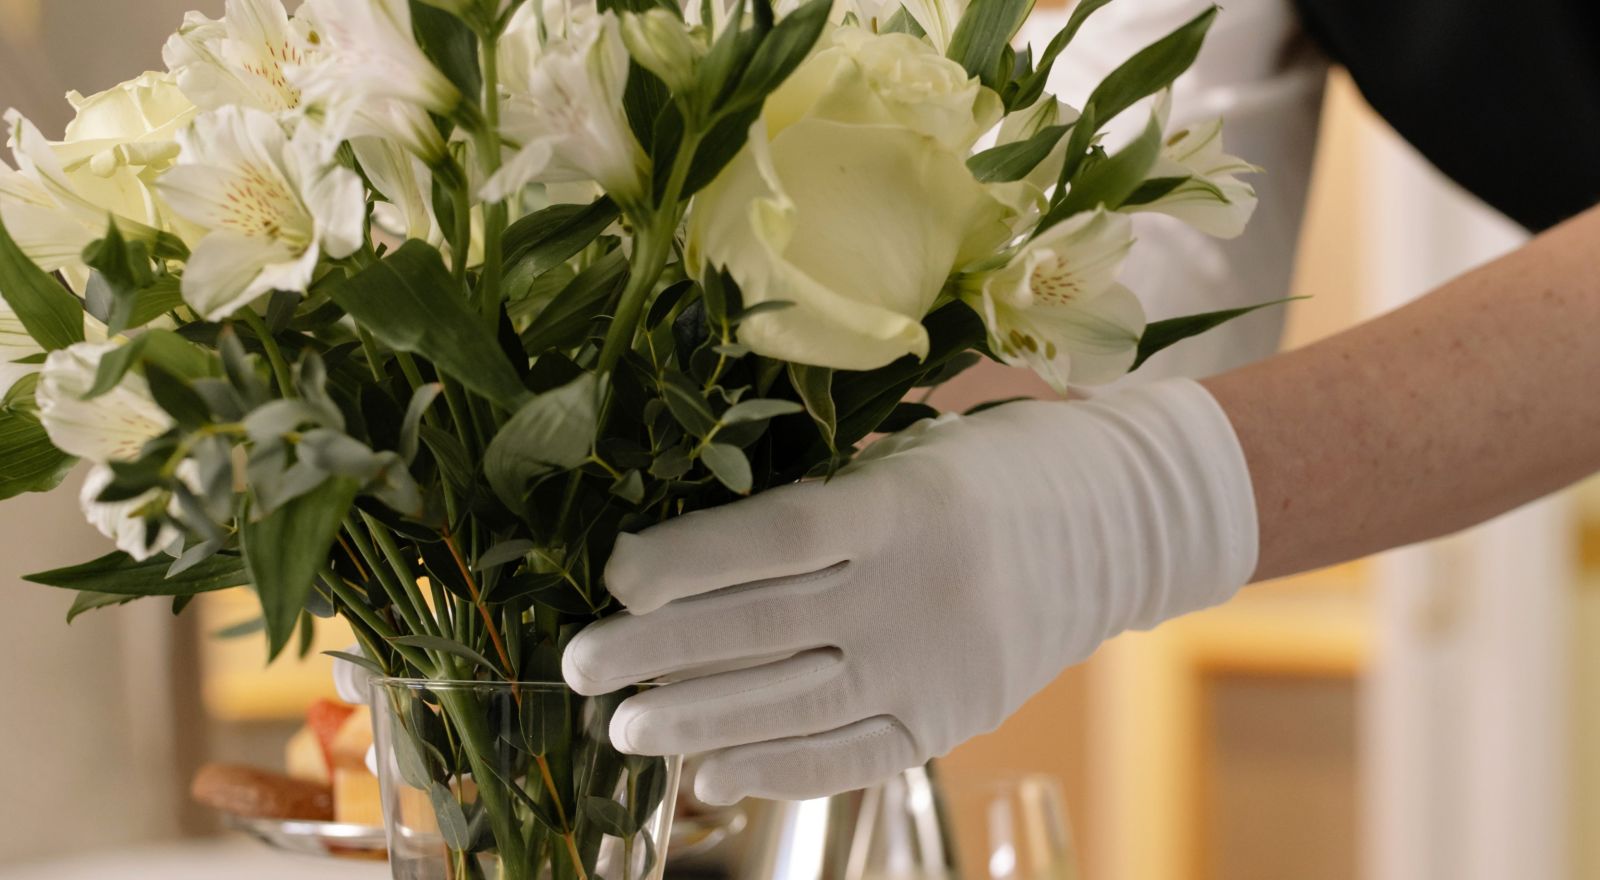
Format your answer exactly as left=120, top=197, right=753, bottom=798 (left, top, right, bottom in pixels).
left=1205, top=202, right=1600, bottom=581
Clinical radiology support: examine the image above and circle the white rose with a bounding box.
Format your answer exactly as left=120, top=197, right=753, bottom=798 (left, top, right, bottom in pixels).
left=764, top=27, right=1002, bottom=153
left=686, top=27, right=1010, bottom=371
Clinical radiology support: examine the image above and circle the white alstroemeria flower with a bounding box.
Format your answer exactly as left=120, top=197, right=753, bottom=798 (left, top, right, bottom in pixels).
left=1, top=110, right=172, bottom=278
left=37, top=341, right=175, bottom=463
left=353, top=137, right=444, bottom=245
left=162, top=0, right=309, bottom=114
left=157, top=107, right=364, bottom=320
left=0, top=300, right=39, bottom=397
left=901, top=0, right=967, bottom=53
left=486, top=3, right=647, bottom=205
left=1132, top=118, right=1260, bottom=239
left=964, top=209, right=1146, bottom=392
left=621, top=9, right=705, bottom=94
left=292, top=0, right=462, bottom=121
left=78, top=464, right=184, bottom=561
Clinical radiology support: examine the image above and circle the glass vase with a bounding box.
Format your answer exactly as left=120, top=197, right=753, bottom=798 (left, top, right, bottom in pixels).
left=372, top=678, right=680, bottom=880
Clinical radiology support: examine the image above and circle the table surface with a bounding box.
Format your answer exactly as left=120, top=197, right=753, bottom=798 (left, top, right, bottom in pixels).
left=0, top=837, right=390, bottom=880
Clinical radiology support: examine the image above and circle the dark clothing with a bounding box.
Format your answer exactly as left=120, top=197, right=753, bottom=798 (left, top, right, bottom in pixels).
left=1291, top=0, right=1600, bottom=231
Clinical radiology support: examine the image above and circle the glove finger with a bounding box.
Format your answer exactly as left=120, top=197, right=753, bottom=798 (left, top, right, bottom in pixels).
left=564, top=563, right=847, bottom=695
left=693, top=716, right=920, bottom=806
left=605, top=479, right=850, bottom=614
left=332, top=644, right=373, bottom=705
left=608, top=647, right=853, bottom=755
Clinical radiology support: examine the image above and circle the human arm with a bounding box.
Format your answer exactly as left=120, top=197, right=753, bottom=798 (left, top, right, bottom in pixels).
left=1209, top=201, right=1600, bottom=580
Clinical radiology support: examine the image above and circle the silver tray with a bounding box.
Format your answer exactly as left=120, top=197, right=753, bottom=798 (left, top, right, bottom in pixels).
left=225, top=808, right=745, bottom=862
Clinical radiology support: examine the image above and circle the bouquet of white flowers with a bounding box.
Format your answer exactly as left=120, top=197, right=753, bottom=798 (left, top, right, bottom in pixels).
left=0, top=0, right=1269, bottom=876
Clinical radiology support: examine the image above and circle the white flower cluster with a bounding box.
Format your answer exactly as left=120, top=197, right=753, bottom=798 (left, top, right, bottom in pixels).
left=0, top=0, right=1258, bottom=558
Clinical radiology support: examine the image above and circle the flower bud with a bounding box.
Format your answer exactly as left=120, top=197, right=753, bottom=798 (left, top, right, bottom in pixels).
left=620, top=9, right=704, bottom=95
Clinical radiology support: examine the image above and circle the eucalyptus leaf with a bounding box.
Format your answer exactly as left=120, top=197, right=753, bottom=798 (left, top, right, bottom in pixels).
left=485, top=373, right=602, bottom=512
left=700, top=443, right=751, bottom=494
left=475, top=539, right=535, bottom=571
left=581, top=795, right=638, bottom=838
left=788, top=364, right=836, bottom=454
left=721, top=398, right=803, bottom=424
left=429, top=782, right=474, bottom=850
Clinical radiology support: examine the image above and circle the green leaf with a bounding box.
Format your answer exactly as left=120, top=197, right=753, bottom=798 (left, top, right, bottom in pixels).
left=474, top=539, right=534, bottom=571
left=82, top=221, right=156, bottom=335
left=700, top=443, right=751, bottom=494
left=967, top=123, right=1072, bottom=183
left=65, top=590, right=141, bottom=623
left=329, top=241, right=529, bottom=410
left=502, top=198, right=620, bottom=278
left=581, top=795, right=638, bottom=838
left=323, top=649, right=384, bottom=677
left=649, top=446, right=692, bottom=480
left=1056, top=6, right=1216, bottom=185
left=878, top=401, right=940, bottom=432
left=788, top=364, right=836, bottom=453
left=0, top=374, right=74, bottom=501
left=610, top=469, right=645, bottom=504
left=517, top=248, right=629, bottom=354
left=660, top=372, right=717, bottom=437
left=123, top=275, right=185, bottom=330
left=400, top=383, right=443, bottom=464
left=1008, top=0, right=1115, bottom=110
left=1132, top=297, right=1303, bottom=371
left=144, top=363, right=212, bottom=430
left=0, top=214, right=83, bottom=351
left=83, top=329, right=213, bottom=400
left=484, top=373, right=601, bottom=512
left=242, top=477, right=360, bottom=660
left=945, top=0, right=1036, bottom=89
left=725, top=0, right=831, bottom=116
left=389, top=635, right=504, bottom=675
left=1046, top=109, right=1163, bottom=226
left=26, top=550, right=247, bottom=596
left=429, top=782, right=474, bottom=850
left=721, top=398, right=803, bottom=424
left=409, top=1, right=481, bottom=102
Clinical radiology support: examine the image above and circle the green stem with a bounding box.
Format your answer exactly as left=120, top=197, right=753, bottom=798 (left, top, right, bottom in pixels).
left=595, top=130, right=703, bottom=376
left=475, top=36, right=508, bottom=324
left=241, top=311, right=295, bottom=399
left=361, top=512, right=443, bottom=639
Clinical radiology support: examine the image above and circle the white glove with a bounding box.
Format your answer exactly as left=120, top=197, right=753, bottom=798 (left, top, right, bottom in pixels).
left=563, top=378, right=1258, bottom=804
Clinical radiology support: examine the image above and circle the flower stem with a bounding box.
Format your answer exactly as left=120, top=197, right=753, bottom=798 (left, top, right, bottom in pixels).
left=241, top=311, right=295, bottom=399
left=475, top=36, right=509, bottom=324
left=595, top=130, right=703, bottom=376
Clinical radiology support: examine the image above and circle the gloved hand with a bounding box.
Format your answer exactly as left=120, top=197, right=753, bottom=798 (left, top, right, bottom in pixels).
left=563, top=378, right=1259, bottom=804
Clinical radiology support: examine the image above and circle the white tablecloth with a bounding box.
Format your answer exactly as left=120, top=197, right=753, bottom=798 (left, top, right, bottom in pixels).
left=0, top=837, right=390, bottom=880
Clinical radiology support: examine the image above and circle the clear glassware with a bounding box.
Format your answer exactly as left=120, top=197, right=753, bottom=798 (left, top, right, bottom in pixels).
left=372, top=678, right=680, bottom=880
left=945, top=774, right=1079, bottom=880
left=841, top=769, right=1079, bottom=880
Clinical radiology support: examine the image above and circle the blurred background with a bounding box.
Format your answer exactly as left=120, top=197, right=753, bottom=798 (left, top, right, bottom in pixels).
left=0, top=0, right=1594, bottom=878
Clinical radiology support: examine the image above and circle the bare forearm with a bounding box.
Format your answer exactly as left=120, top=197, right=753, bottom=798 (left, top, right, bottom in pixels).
left=1204, top=204, right=1600, bottom=581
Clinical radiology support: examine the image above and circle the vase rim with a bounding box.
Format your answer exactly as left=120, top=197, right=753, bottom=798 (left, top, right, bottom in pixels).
left=371, top=676, right=665, bottom=691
